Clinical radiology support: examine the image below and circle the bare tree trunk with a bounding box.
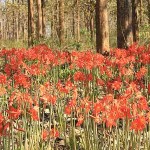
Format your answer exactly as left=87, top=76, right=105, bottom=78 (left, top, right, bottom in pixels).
left=72, top=8, right=75, bottom=38
left=54, top=0, right=59, bottom=40
left=90, top=16, right=94, bottom=43
left=0, top=22, right=2, bottom=40
left=59, top=0, right=65, bottom=46
left=28, top=0, right=34, bottom=46
left=16, top=16, right=19, bottom=41
left=12, top=0, right=15, bottom=40
left=17, top=0, right=21, bottom=40
left=42, top=0, right=46, bottom=36
left=51, top=9, right=54, bottom=39
left=90, top=0, right=94, bottom=43
left=126, top=0, right=133, bottom=45
left=132, top=0, right=139, bottom=42
left=96, top=0, right=110, bottom=53
left=37, top=0, right=43, bottom=39
left=77, top=0, right=80, bottom=42
left=2, top=20, right=5, bottom=40
left=139, top=0, right=143, bottom=25
left=117, top=0, right=133, bottom=49
left=148, top=0, right=150, bottom=24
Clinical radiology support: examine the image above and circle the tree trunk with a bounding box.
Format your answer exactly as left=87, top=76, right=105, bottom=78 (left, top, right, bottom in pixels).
left=59, top=0, right=65, bottom=46
left=28, top=0, right=34, bottom=46
left=96, top=0, right=110, bottom=53
left=16, top=16, right=19, bottom=41
left=117, top=0, right=133, bottom=49
left=37, top=0, right=43, bottom=39
left=132, top=0, right=139, bottom=42
left=72, top=8, right=75, bottom=38
left=77, top=0, right=80, bottom=42
left=139, top=0, right=143, bottom=25
left=12, top=0, right=15, bottom=40
left=42, top=0, right=46, bottom=36
left=90, top=16, right=94, bottom=43
left=0, top=22, right=2, bottom=40
left=90, top=0, right=94, bottom=43
left=148, top=0, right=150, bottom=24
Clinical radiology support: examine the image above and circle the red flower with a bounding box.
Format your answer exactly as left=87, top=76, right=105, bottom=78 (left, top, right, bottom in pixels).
left=42, top=130, right=49, bottom=141
left=42, top=127, right=59, bottom=139
left=0, top=122, right=11, bottom=136
left=93, top=101, right=104, bottom=115
left=64, top=106, right=71, bottom=115
left=14, top=73, right=30, bottom=88
left=103, top=94, right=114, bottom=104
left=49, top=95, right=57, bottom=105
left=80, top=97, right=91, bottom=113
left=130, top=116, right=147, bottom=131
left=106, top=117, right=116, bottom=128
left=57, top=81, right=69, bottom=94
left=132, top=103, right=138, bottom=117
left=86, top=73, right=93, bottom=82
left=40, top=94, right=57, bottom=105
left=68, top=99, right=76, bottom=107
left=4, top=64, right=11, bottom=76
left=50, top=128, right=59, bottom=138
left=29, top=107, right=39, bottom=121
left=0, top=113, right=4, bottom=123
left=73, top=71, right=86, bottom=82
left=96, top=78, right=105, bottom=86
left=76, top=115, right=84, bottom=127
left=112, top=80, right=122, bottom=91
left=137, top=97, right=149, bottom=111
left=7, top=106, right=21, bottom=120
left=0, top=74, right=7, bottom=84
left=90, top=115, right=101, bottom=124
left=135, top=67, right=147, bottom=80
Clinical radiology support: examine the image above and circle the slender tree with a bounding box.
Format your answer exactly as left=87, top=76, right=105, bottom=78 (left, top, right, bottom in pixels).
left=132, top=0, right=139, bottom=42
left=59, top=0, right=64, bottom=46
left=148, top=0, right=150, bottom=24
left=0, top=4, right=2, bottom=39
left=90, top=0, right=94, bottom=43
left=37, top=0, right=43, bottom=39
left=28, top=0, right=34, bottom=46
left=96, top=0, right=109, bottom=53
left=117, top=0, right=133, bottom=49
left=72, top=8, right=75, bottom=38
left=42, top=0, right=46, bottom=36
left=77, top=0, right=80, bottom=42
left=12, top=0, right=15, bottom=40
left=139, top=0, right=143, bottom=25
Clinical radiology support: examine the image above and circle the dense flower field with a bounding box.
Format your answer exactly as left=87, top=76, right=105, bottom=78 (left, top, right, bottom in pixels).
left=0, top=44, right=150, bottom=150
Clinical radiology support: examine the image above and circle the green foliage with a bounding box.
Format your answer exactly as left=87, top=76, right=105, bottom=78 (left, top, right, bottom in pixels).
left=139, top=24, right=150, bottom=45
left=0, top=40, right=28, bottom=49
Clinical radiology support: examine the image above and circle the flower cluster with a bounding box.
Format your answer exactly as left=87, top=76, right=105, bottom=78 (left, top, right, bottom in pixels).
left=0, top=43, right=150, bottom=149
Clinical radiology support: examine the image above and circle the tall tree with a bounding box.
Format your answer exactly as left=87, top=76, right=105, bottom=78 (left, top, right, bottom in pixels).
left=12, top=0, right=15, bottom=40
left=28, top=0, right=34, bottom=46
left=96, top=0, right=109, bottom=53
left=77, top=0, right=80, bottom=42
left=59, top=0, right=64, bottom=46
left=72, top=7, right=75, bottom=38
left=37, top=0, right=43, bottom=39
left=148, top=0, right=150, bottom=24
left=42, top=0, right=46, bottom=36
left=117, top=0, right=133, bottom=49
left=139, top=0, right=143, bottom=25
left=132, top=0, right=139, bottom=42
